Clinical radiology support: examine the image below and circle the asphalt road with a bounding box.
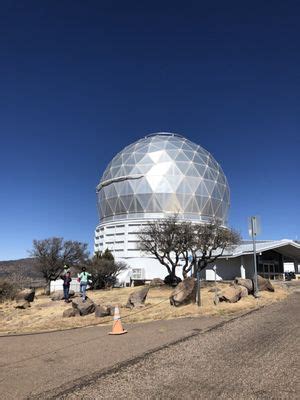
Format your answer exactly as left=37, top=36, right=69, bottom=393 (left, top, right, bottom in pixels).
left=0, top=311, right=225, bottom=399
left=56, top=291, right=300, bottom=400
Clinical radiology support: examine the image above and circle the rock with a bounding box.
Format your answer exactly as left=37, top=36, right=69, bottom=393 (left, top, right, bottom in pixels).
left=95, top=305, right=110, bottom=318
left=51, top=290, right=75, bottom=301
left=51, top=291, right=64, bottom=301
left=72, top=297, right=95, bottom=316
left=15, top=301, right=31, bottom=309
left=126, top=287, right=149, bottom=309
left=106, top=305, right=116, bottom=316
left=257, top=275, right=275, bottom=292
left=170, top=277, right=196, bottom=307
left=208, top=287, right=221, bottom=293
left=63, top=308, right=80, bottom=318
left=234, top=278, right=253, bottom=293
left=15, top=288, right=35, bottom=303
left=239, top=285, right=249, bottom=298
left=150, top=278, right=165, bottom=287
left=235, top=276, right=275, bottom=293
left=218, top=286, right=244, bottom=303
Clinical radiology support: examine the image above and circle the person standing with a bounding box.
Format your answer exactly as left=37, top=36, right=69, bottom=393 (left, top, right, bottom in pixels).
left=61, top=265, right=72, bottom=302
left=78, top=267, right=91, bottom=302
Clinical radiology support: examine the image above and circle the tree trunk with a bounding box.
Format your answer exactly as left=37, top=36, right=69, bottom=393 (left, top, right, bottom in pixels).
left=45, top=280, right=51, bottom=296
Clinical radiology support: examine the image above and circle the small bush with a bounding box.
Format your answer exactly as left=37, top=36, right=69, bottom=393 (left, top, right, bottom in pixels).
left=0, top=279, right=19, bottom=302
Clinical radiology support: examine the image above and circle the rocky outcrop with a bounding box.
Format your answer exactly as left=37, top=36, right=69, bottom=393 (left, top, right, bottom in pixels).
left=170, top=277, right=196, bottom=307
left=15, top=288, right=35, bottom=303
left=72, top=297, right=95, bottom=316
left=126, top=287, right=149, bottom=309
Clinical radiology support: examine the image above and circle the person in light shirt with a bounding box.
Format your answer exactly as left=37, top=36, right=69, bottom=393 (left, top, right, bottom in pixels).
left=78, top=267, right=92, bottom=302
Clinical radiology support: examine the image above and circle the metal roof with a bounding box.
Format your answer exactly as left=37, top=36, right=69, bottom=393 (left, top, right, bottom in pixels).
left=220, top=239, right=300, bottom=260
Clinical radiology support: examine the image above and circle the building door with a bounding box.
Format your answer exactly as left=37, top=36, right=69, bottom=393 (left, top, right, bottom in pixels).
left=261, top=263, right=276, bottom=280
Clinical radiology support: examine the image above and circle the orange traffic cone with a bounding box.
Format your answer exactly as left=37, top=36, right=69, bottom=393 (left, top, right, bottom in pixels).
left=109, top=305, right=127, bottom=335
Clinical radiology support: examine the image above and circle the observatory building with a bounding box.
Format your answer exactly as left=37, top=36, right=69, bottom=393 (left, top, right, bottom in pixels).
left=95, top=132, right=300, bottom=282
left=94, top=132, right=230, bottom=280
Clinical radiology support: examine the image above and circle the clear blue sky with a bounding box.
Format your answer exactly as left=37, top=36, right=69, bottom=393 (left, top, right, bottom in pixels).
left=1, top=1, right=299, bottom=260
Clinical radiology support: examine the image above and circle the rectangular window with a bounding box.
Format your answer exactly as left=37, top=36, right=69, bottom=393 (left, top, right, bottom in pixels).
left=132, top=268, right=143, bottom=279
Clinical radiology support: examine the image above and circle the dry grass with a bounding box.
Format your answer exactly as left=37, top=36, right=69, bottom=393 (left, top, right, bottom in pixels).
left=0, top=283, right=289, bottom=335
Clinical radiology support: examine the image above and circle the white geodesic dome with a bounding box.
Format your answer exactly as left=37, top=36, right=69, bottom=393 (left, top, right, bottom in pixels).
left=97, top=132, right=230, bottom=225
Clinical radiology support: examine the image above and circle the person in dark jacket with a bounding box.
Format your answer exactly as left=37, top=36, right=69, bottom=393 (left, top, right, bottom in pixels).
left=61, top=265, right=72, bottom=302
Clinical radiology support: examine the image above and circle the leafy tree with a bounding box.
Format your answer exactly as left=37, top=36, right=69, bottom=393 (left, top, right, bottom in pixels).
left=102, top=248, right=114, bottom=261
left=30, top=237, right=89, bottom=293
left=87, top=251, right=127, bottom=289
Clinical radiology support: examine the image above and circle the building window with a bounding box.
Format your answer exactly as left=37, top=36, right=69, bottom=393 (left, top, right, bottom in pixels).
left=132, top=268, right=143, bottom=279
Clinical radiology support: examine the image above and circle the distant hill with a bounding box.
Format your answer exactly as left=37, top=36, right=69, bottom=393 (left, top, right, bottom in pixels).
left=0, top=257, right=43, bottom=279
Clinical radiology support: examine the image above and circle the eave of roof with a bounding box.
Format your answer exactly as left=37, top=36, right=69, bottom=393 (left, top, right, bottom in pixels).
left=219, top=239, right=300, bottom=259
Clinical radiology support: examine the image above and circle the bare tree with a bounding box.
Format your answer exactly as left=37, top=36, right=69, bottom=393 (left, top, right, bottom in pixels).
left=138, top=216, right=240, bottom=289
left=138, top=215, right=191, bottom=285
left=30, top=237, right=89, bottom=293
left=87, top=251, right=127, bottom=289
left=190, top=221, right=241, bottom=275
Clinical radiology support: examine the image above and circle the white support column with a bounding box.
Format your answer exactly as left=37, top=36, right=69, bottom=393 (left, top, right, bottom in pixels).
left=240, top=256, right=246, bottom=279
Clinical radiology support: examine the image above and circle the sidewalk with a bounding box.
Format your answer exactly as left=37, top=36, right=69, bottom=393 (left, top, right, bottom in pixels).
left=0, top=314, right=226, bottom=399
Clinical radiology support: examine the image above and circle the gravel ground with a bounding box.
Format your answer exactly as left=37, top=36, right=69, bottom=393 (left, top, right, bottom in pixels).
left=58, top=292, right=300, bottom=400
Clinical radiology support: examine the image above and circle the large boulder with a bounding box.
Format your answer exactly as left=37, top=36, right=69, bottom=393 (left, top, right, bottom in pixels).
left=150, top=278, right=165, bottom=287
left=63, top=308, right=80, bottom=318
left=234, top=278, right=253, bottom=293
left=15, top=288, right=35, bottom=303
left=235, top=276, right=275, bottom=293
left=257, top=275, right=275, bottom=292
left=95, top=305, right=111, bottom=318
left=51, top=290, right=75, bottom=301
left=239, top=285, right=249, bottom=298
left=170, top=277, right=196, bottom=307
left=15, top=301, right=31, bottom=309
left=217, top=285, right=246, bottom=303
left=72, top=297, right=95, bottom=316
left=126, top=287, right=149, bottom=309
left=106, top=305, right=116, bottom=316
